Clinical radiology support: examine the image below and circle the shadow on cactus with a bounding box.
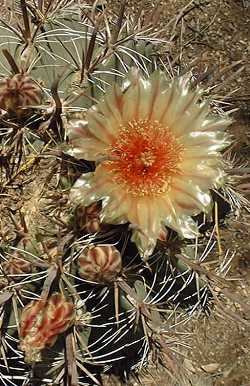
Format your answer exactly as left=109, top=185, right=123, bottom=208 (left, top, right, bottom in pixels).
left=0, top=1, right=248, bottom=386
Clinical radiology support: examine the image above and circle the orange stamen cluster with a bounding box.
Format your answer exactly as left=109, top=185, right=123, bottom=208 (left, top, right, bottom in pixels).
left=106, top=119, right=183, bottom=196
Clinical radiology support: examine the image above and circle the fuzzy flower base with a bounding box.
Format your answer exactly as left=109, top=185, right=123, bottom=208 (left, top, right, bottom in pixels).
left=68, top=70, right=231, bottom=257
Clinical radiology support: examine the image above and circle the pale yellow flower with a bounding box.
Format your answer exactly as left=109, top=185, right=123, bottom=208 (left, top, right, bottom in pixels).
left=68, top=70, right=231, bottom=258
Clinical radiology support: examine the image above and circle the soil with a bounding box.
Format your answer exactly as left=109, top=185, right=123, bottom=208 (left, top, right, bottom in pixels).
left=0, top=1, right=250, bottom=386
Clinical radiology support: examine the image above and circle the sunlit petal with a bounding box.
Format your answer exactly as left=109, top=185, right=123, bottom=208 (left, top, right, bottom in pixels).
left=170, top=178, right=212, bottom=213
left=68, top=120, right=108, bottom=160
left=128, top=197, right=163, bottom=239
left=87, top=109, right=116, bottom=144
left=97, top=84, right=124, bottom=125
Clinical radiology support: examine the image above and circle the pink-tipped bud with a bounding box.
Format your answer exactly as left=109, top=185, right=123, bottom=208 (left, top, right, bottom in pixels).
left=78, top=245, right=122, bottom=283
left=20, top=293, right=75, bottom=362
left=158, top=228, right=169, bottom=242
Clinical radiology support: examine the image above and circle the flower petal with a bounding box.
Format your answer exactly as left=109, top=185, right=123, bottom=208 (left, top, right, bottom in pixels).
left=157, top=75, right=201, bottom=127
left=128, top=197, right=163, bottom=239
left=170, top=214, right=199, bottom=239
left=180, top=130, right=231, bottom=152
left=170, top=178, right=212, bottom=214
left=101, top=189, right=131, bottom=224
left=183, top=147, right=222, bottom=159
left=157, top=195, right=199, bottom=238
left=170, top=101, right=209, bottom=136
left=200, top=116, right=232, bottom=132
left=70, top=168, right=118, bottom=207
left=131, top=229, right=157, bottom=259
left=122, top=76, right=150, bottom=122
left=70, top=173, right=98, bottom=206
left=97, top=84, right=123, bottom=125
left=177, top=160, right=225, bottom=189
left=87, top=108, right=116, bottom=144
left=68, top=120, right=108, bottom=160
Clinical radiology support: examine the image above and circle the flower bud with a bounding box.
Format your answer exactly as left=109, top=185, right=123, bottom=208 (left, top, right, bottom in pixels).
left=20, top=293, right=75, bottom=362
left=158, top=228, right=168, bottom=242
left=78, top=245, right=122, bottom=283
left=0, top=73, right=41, bottom=117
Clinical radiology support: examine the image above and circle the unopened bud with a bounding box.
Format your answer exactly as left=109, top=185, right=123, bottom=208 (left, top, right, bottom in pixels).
left=0, top=73, right=42, bottom=117
left=78, top=245, right=122, bottom=283
left=20, top=293, right=75, bottom=362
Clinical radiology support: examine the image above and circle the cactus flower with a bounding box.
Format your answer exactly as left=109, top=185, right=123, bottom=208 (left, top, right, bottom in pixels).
left=69, top=70, right=231, bottom=258
left=20, top=293, right=75, bottom=362
left=78, top=245, right=122, bottom=283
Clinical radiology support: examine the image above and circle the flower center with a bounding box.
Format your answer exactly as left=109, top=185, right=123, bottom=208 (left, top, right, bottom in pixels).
left=139, top=150, right=156, bottom=167
left=106, top=119, right=183, bottom=196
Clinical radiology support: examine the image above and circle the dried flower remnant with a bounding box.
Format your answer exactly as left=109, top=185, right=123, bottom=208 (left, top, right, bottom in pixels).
left=2, top=255, right=32, bottom=280
left=0, top=73, right=42, bottom=117
left=75, top=202, right=102, bottom=234
left=19, top=293, right=75, bottom=363
left=85, top=202, right=102, bottom=233
left=78, top=245, right=122, bottom=283
left=68, top=70, right=232, bottom=258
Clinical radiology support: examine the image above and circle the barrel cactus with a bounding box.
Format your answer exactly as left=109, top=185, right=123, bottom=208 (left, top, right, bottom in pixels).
left=0, top=1, right=248, bottom=385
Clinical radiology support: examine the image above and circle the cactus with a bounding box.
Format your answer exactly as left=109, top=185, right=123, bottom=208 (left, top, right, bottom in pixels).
left=0, top=1, right=248, bottom=386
